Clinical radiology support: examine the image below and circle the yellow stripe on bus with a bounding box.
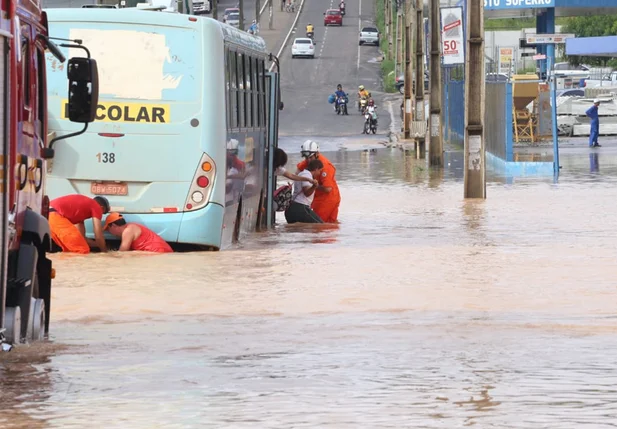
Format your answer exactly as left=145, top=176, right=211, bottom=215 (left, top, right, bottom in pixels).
left=61, top=100, right=171, bottom=123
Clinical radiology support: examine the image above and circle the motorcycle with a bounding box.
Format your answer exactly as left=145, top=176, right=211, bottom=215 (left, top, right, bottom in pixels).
left=363, top=106, right=378, bottom=134
left=336, top=95, right=349, bottom=115
left=339, top=2, right=345, bottom=15
left=306, top=31, right=314, bottom=41
left=358, top=96, right=368, bottom=114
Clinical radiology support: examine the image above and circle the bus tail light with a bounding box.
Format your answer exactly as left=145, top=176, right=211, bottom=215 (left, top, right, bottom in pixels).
left=184, top=153, right=215, bottom=212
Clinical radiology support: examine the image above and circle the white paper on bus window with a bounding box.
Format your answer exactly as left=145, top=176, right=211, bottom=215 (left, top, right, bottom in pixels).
left=69, top=29, right=182, bottom=100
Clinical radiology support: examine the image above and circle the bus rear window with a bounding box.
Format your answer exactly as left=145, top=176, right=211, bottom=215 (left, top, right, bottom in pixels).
left=62, top=25, right=198, bottom=102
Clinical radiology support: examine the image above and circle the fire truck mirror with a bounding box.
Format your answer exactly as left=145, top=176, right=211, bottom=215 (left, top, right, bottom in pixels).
left=67, top=57, right=100, bottom=123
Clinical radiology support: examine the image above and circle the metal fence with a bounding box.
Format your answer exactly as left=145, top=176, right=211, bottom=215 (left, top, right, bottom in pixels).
left=440, top=67, right=514, bottom=161
left=441, top=65, right=465, bottom=148
left=485, top=82, right=510, bottom=160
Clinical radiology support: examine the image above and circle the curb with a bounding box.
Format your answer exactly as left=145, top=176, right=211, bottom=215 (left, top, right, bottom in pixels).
left=268, top=0, right=306, bottom=71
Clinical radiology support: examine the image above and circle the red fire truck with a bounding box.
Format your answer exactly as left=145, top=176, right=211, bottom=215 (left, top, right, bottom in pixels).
left=0, top=0, right=99, bottom=349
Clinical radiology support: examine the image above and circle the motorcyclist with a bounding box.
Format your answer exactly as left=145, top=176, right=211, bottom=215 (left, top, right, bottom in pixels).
left=306, top=23, right=314, bottom=34
left=339, top=0, right=345, bottom=11
left=334, top=84, right=348, bottom=114
left=357, top=85, right=369, bottom=111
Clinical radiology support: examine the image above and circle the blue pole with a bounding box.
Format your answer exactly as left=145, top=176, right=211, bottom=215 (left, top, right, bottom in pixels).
left=546, top=8, right=559, bottom=176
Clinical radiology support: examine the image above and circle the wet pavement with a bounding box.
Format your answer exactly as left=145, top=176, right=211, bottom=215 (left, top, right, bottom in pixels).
left=2, top=138, right=617, bottom=428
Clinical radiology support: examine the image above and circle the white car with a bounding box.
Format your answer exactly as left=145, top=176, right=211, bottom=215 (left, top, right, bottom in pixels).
left=359, top=26, right=379, bottom=45
left=291, top=38, right=315, bottom=59
left=226, top=12, right=240, bottom=28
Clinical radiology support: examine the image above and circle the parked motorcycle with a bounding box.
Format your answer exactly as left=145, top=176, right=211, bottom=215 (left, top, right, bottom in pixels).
left=363, top=106, right=377, bottom=134
left=336, top=95, right=349, bottom=115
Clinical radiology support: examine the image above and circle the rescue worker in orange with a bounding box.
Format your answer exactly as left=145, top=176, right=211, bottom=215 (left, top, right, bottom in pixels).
left=296, top=140, right=341, bottom=223
left=49, top=195, right=110, bottom=254
left=104, top=213, right=173, bottom=253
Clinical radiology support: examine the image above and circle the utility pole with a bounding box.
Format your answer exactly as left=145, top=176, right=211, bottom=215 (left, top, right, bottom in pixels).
left=212, top=0, right=217, bottom=20
left=386, top=0, right=393, bottom=60
left=413, top=0, right=425, bottom=158
left=427, top=0, right=443, bottom=167
left=396, top=12, right=403, bottom=75
left=463, top=0, right=486, bottom=198
left=255, top=0, right=260, bottom=25
left=403, top=0, right=413, bottom=139
left=239, top=0, right=245, bottom=30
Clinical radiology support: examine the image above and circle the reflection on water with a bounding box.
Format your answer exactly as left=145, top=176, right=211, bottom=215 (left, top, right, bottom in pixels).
left=3, top=141, right=617, bottom=427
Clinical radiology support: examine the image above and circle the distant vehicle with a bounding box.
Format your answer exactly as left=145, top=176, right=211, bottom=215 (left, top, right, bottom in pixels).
left=486, top=73, right=509, bottom=82
left=552, top=62, right=590, bottom=79
left=359, top=27, right=379, bottom=45
left=223, top=7, right=239, bottom=22
left=45, top=9, right=282, bottom=250
left=291, top=38, right=315, bottom=59
left=323, top=9, right=342, bottom=26
left=395, top=71, right=429, bottom=94
left=226, top=12, right=241, bottom=28
left=192, top=0, right=211, bottom=14
left=584, top=71, right=617, bottom=88
left=557, top=89, right=584, bottom=98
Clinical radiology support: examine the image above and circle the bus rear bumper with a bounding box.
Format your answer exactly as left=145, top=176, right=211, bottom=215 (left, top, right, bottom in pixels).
left=89, top=203, right=225, bottom=248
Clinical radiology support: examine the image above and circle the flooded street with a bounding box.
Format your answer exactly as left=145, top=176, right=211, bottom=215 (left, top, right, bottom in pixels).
left=3, top=138, right=617, bottom=428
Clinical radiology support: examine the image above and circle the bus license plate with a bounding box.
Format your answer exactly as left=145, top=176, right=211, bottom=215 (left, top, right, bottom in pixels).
left=91, top=182, right=128, bottom=196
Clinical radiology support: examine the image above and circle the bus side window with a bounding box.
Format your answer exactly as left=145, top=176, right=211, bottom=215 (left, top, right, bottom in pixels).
left=251, top=56, right=259, bottom=129
left=244, top=54, right=252, bottom=129
left=236, top=52, right=245, bottom=128
left=230, top=50, right=238, bottom=129
left=260, top=59, right=266, bottom=126
left=224, top=48, right=231, bottom=131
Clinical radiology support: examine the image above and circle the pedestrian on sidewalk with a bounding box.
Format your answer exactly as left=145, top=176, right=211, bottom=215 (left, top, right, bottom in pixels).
left=586, top=99, right=601, bottom=148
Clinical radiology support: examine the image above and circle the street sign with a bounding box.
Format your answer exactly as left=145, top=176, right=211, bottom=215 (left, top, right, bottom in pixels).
left=526, top=34, right=575, bottom=44
left=440, top=7, right=464, bottom=65
left=484, top=0, right=554, bottom=10
left=533, top=54, right=546, bottom=60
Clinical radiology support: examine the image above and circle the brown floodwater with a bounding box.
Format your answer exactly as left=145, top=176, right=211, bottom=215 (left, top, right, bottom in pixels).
left=2, top=138, right=617, bottom=428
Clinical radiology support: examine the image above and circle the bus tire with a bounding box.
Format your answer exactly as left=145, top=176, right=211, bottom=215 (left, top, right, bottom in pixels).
left=233, top=200, right=242, bottom=243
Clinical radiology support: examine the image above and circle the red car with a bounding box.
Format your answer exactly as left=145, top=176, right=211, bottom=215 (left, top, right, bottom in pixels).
left=323, top=9, right=343, bottom=26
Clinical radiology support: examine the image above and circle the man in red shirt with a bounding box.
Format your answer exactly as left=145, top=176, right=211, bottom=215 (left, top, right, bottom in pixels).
left=296, top=140, right=341, bottom=223
left=49, top=195, right=110, bottom=254
left=104, top=213, right=173, bottom=253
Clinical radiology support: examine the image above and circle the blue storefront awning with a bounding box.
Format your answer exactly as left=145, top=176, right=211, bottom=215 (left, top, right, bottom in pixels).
left=566, top=36, right=617, bottom=58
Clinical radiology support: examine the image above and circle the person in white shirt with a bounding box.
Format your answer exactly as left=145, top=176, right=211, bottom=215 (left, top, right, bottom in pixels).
left=284, top=159, right=324, bottom=224
left=274, top=148, right=317, bottom=185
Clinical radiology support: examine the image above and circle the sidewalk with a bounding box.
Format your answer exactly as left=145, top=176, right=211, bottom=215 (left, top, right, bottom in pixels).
left=257, top=4, right=299, bottom=55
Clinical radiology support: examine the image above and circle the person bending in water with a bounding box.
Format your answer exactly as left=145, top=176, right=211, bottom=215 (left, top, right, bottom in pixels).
left=104, top=213, right=173, bottom=253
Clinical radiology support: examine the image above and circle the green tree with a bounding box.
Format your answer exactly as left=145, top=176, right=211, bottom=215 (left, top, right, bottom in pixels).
left=563, top=15, right=617, bottom=66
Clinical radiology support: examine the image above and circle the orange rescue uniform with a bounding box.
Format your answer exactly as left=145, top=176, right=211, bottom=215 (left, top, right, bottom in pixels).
left=49, top=195, right=103, bottom=254
left=297, top=154, right=340, bottom=222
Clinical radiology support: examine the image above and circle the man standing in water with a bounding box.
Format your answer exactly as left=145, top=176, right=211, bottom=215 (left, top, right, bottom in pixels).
left=586, top=99, right=601, bottom=148
left=296, top=141, right=341, bottom=223
left=49, top=194, right=110, bottom=254
left=104, top=213, right=173, bottom=253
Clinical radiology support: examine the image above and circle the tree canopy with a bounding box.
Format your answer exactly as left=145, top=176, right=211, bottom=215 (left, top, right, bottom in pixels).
left=563, top=15, right=617, bottom=67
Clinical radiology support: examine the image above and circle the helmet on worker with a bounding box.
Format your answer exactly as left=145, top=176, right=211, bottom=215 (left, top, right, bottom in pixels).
left=301, top=140, right=319, bottom=159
